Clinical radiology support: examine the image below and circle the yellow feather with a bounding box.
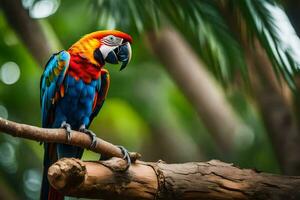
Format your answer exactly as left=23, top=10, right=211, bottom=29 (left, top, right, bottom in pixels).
left=53, top=68, right=60, bottom=76
left=48, top=71, right=54, bottom=82
left=69, top=38, right=101, bottom=65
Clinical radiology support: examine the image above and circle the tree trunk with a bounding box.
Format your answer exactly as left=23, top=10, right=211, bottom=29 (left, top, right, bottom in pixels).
left=219, top=5, right=300, bottom=175
left=246, top=42, right=300, bottom=175
left=0, top=0, right=53, bottom=65
left=48, top=158, right=300, bottom=200
left=147, top=28, right=248, bottom=154
left=285, top=0, right=300, bottom=146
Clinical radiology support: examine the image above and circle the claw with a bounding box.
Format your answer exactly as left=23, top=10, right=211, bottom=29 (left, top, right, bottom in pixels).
left=117, top=145, right=131, bottom=171
left=79, top=125, right=97, bottom=149
left=61, top=121, right=72, bottom=143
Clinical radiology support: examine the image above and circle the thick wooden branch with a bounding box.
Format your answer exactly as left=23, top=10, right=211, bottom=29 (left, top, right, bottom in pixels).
left=0, top=117, right=140, bottom=162
left=1, top=118, right=300, bottom=200
left=48, top=158, right=300, bottom=200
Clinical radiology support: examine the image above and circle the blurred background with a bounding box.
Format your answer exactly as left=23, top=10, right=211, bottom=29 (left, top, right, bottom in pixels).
left=1, top=0, right=300, bottom=199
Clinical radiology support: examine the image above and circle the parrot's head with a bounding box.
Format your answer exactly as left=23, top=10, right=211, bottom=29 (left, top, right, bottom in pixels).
left=70, top=30, right=132, bottom=71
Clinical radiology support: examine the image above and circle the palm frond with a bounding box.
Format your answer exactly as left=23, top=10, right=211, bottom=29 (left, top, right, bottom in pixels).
left=158, top=0, right=247, bottom=84
left=91, top=0, right=247, bottom=85
left=234, top=0, right=300, bottom=89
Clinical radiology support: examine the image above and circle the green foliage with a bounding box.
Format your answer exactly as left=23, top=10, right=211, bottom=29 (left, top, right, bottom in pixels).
left=90, top=98, right=150, bottom=150
left=92, top=0, right=247, bottom=85
left=94, top=0, right=300, bottom=89
left=233, top=0, right=300, bottom=89
left=1, top=0, right=298, bottom=198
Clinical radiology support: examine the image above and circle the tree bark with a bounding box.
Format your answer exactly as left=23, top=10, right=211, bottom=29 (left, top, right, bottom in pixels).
left=147, top=28, right=248, bottom=154
left=48, top=158, right=300, bottom=200
left=0, top=117, right=140, bottom=164
left=1, top=116, right=300, bottom=200
left=0, top=0, right=52, bottom=65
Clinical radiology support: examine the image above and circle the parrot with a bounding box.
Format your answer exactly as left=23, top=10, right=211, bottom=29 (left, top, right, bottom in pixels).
left=39, top=30, right=132, bottom=200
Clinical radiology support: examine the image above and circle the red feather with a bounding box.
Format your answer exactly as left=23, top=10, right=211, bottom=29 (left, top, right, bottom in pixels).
left=67, top=54, right=101, bottom=83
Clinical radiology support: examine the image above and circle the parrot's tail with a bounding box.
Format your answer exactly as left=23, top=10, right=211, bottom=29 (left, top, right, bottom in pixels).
left=40, top=143, right=64, bottom=200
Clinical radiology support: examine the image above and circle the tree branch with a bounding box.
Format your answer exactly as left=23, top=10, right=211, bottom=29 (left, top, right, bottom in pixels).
left=0, top=117, right=140, bottom=162
left=48, top=158, right=300, bottom=200
left=0, top=118, right=300, bottom=199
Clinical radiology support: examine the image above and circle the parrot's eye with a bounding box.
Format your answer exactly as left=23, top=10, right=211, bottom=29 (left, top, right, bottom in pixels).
left=109, top=36, right=115, bottom=41
left=101, top=35, right=123, bottom=46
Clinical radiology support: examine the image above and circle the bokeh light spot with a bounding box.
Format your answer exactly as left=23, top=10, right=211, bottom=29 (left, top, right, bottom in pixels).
left=0, top=105, right=8, bottom=119
left=0, top=142, right=17, bottom=173
left=29, top=0, right=60, bottom=19
left=21, top=0, right=34, bottom=9
left=23, top=169, right=41, bottom=200
left=0, top=62, right=21, bottom=85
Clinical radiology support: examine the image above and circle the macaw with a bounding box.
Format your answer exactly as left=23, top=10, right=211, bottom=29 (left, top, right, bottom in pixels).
left=40, top=30, right=132, bottom=200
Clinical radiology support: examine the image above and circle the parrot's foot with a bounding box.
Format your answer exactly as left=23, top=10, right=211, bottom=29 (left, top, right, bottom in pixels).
left=61, top=121, right=72, bottom=142
left=79, top=125, right=97, bottom=149
left=117, top=145, right=131, bottom=171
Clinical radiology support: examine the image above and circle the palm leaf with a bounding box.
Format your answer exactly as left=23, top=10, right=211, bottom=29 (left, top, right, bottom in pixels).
left=234, top=0, right=300, bottom=89
left=90, top=0, right=248, bottom=85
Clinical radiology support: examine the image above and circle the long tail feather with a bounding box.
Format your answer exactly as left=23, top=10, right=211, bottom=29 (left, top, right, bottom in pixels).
left=40, top=143, right=64, bottom=200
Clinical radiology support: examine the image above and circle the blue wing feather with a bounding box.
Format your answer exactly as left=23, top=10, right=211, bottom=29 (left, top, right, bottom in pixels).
left=88, top=69, right=110, bottom=127
left=40, top=50, right=70, bottom=128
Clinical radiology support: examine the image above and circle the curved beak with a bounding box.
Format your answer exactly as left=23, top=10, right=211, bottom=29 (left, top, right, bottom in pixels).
left=104, top=42, right=132, bottom=71
left=118, top=42, right=132, bottom=71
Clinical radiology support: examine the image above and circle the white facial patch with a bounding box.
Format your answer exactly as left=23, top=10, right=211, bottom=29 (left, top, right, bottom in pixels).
left=99, top=45, right=118, bottom=59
